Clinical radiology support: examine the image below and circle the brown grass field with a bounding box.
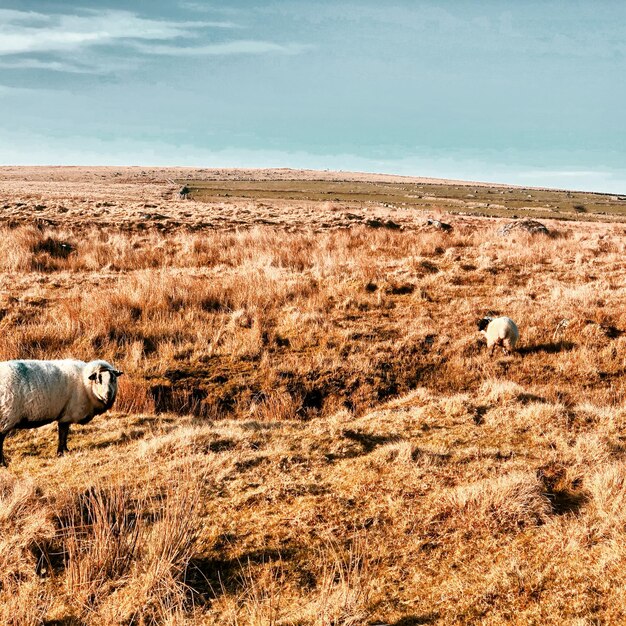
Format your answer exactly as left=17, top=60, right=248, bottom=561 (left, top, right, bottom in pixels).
left=2, top=166, right=626, bottom=624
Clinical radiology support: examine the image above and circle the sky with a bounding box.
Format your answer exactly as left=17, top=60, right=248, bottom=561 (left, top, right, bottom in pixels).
left=0, top=1, right=624, bottom=193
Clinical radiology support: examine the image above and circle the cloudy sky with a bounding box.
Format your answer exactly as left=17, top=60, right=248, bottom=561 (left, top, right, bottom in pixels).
left=0, top=1, right=624, bottom=192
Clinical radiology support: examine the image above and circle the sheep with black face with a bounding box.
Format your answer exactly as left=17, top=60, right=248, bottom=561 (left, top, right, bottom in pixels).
left=478, top=317, right=519, bottom=355
left=0, top=359, right=123, bottom=466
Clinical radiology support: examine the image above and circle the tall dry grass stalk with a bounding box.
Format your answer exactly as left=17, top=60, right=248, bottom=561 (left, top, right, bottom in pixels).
left=36, top=463, right=204, bottom=625
left=60, top=484, right=142, bottom=611
left=312, top=536, right=374, bottom=626
left=0, top=474, right=54, bottom=625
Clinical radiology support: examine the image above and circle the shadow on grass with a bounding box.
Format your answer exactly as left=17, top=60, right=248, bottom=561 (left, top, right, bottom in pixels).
left=518, top=342, right=574, bottom=356
left=472, top=405, right=489, bottom=425
left=545, top=489, right=587, bottom=516
left=186, top=547, right=294, bottom=602
left=517, top=392, right=548, bottom=404
left=385, top=615, right=440, bottom=626
left=342, top=429, right=400, bottom=453
left=538, top=463, right=587, bottom=515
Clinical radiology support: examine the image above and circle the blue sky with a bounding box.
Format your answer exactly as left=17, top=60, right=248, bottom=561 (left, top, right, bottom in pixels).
left=0, top=1, right=624, bottom=193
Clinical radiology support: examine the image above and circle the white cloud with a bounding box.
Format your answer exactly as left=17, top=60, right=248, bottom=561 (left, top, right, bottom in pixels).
left=0, top=8, right=233, bottom=56
left=0, top=8, right=307, bottom=73
left=0, top=9, right=45, bottom=23
left=0, top=58, right=94, bottom=73
left=133, top=40, right=312, bottom=56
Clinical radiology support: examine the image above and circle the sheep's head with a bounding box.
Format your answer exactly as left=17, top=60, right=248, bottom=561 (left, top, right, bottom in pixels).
left=85, top=360, right=123, bottom=409
left=477, top=317, right=492, bottom=333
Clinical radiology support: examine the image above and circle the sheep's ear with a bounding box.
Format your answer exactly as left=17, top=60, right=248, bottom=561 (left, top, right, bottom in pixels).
left=477, top=318, right=490, bottom=332
left=88, top=372, right=98, bottom=380
left=113, top=370, right=124, bottom=377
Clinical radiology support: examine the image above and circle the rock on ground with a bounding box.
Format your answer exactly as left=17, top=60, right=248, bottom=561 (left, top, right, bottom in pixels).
left=497, top=219, right=549, bottom=236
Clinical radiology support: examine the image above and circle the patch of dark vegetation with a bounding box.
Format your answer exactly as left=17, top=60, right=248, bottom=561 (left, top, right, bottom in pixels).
left=300, top=387, right=324, bottom=412
left=21, top=334, right=75, bottom=356
left=274, top=334, right=291, bottom=347
left=472, top=405, right=489, bottom=425
left=421, top=334, right=436, bottom=350
left=419, top=260, right=439, bottom=274
left=150, top=339, right=434, bottom=421
left=33, top=237, right=75, bottom=259
left=537, top=462, right=587, bottom=515
left=545, top=487, right=587, bottom=516
left=390, top=615, right=441, bottom=626
left=386, top=282, right=415, bottom=295
left=366, top=218, right=402, bottom=230
left=599, top=324, right=623, bottom=339
left=150, top=384, right=210, bottom=417
left=34, top=538, right=65, bottom=579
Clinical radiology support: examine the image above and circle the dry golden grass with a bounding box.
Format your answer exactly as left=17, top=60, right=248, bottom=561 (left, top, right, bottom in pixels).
left=3, top=168, right=626, bottom=624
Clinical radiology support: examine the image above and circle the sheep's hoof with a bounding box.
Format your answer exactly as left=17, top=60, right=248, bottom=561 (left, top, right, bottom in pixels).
left=57, top=449, right=68, bottom=457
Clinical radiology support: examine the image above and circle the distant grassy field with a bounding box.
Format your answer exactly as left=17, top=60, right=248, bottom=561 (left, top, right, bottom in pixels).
left=185, top=178, right=626, bottom=221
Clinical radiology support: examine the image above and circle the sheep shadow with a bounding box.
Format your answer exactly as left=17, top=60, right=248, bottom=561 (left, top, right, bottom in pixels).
left=518, top=341, right=574, bottom=356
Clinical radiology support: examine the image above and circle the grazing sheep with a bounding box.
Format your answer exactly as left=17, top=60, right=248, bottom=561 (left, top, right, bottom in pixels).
left=478, top=317, right=519, bottom=355
left=0, top=359, right=123, bottom=466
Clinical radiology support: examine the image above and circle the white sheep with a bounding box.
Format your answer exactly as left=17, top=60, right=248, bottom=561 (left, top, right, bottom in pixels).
left=0, top=359, right=123, bottom=466
left=478, top=317, right=519, bottom=355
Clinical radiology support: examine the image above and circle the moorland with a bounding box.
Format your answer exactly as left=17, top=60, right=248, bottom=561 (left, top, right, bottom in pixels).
left=2, top=166, right=626, bottom=624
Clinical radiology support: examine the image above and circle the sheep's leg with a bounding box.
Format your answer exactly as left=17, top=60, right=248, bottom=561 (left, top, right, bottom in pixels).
left=57, top=423, right=70, bottom=456
left=0, top=432, right=6, bottom=467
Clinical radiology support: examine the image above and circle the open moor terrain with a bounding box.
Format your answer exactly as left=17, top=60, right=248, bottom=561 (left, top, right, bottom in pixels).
left=1, top=167, right=626, bottom=624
